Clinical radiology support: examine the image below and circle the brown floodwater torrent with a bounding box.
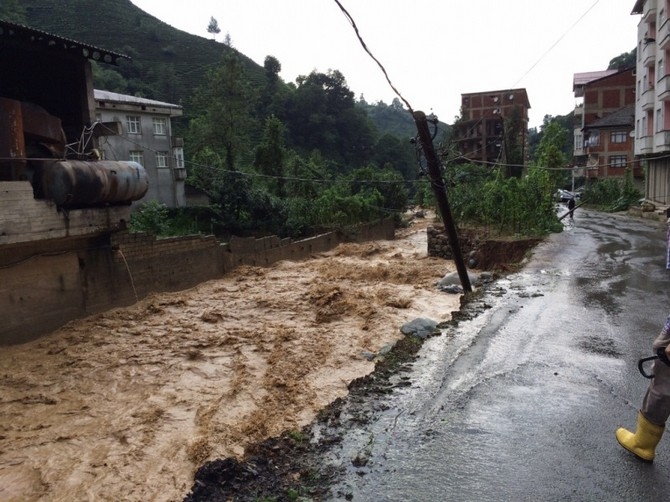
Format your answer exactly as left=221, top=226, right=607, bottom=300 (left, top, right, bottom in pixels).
left=0, top=215, right=460, bottom=502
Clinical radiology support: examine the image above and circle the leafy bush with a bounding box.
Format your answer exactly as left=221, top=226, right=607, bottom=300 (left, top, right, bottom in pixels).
left=580, top=169, right=641, bottom=212
left=433, top=163, right=561, bottom=236
left=129, top=200, right=171, bottom=236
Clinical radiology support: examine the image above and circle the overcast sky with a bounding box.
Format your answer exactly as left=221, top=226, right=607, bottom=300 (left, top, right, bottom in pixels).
left=130, top=0, right=640, bottom=129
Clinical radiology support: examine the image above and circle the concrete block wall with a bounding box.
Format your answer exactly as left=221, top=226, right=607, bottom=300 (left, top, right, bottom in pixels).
left=1, top=216, right=395, bottom=345
left=2, top=252, right=84, bottom=344
left=110, top=232, right=224, bottom=301
left=0, top=181, right=131, bottom=245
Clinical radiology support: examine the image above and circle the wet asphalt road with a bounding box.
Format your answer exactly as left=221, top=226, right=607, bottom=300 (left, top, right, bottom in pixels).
left=330, top=208, right=670, bottom=501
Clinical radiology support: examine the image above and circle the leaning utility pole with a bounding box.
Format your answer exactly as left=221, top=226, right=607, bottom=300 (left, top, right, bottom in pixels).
left=413, top=111, right=472, bottom=293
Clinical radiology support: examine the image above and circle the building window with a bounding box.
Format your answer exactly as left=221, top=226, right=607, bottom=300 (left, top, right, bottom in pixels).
left=587, top=132, right=600, bottom=147
left=156, top=151, right=169, bottom=168
left=153, top=117, right=167, bottom=136
left=657, top=107, right=664, bottom=132
left=129, top=150, right=144, bottom=165
left=610, top=155, right=627, bottom=168
left=574, top=134, right=583, bottom=150
left=174, top=147, right=184, bottom=168
left=610, top=131, right=627, bottom=144
left=126, top=116, right=141, bottom=134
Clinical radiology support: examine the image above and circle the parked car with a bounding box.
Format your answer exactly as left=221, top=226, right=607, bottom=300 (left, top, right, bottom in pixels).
left=556, top=189, right=578, bottom=202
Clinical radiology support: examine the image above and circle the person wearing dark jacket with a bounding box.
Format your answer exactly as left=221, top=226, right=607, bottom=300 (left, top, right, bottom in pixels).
left=567, top=197, right=576, bottom=219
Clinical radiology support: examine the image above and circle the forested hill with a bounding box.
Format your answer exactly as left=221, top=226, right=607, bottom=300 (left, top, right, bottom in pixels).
left=13, top=0, right=264, bottom=107
left=6, top=0, right=422, bottom=138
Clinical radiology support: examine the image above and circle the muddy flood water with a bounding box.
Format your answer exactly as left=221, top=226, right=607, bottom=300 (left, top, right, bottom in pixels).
left=0, top=215, right=460, bottom=502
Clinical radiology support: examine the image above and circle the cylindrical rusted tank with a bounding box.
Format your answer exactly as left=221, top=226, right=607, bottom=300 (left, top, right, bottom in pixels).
left=33, top=160, right=148, bottom=207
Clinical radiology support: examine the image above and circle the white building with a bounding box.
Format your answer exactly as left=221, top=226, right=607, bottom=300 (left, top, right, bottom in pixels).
left=632, top=0, right=670, bottom=205
left=94, top=90, right=186, bottom=208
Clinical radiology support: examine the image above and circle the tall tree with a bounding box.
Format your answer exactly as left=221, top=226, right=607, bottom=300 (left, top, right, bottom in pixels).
left=534, top=119, right=569, bottom=188
left=254, top=116, right=287, bottom=197
left=503, top=105, right=524, bottom=177
left=257, top=55, right=284, bottom=119
left=188, top=50, right=255, bottom=181
left=608, top=49, right=636, bottom=70
left=207, top=16, right=221, bottom=40
left=372, top=134, right=416, bottom=181
left=282, top=70, right=375, bottom=170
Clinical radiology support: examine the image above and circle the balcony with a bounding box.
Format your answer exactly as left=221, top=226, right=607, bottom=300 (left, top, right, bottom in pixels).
left=643, top=4, right=657, bottom=23
left=659, top=18, right=670, bottom=50
left=642, top=40, right=657, bottom=67
left=654, top=130, right=670, bottom=150
left=640, top=88, right=656, bottom=111
left=638, top=135, right=654, bottom=154
left=659, top=74, right=670, bottom=100
left=172, top=167, right=187, bottom=181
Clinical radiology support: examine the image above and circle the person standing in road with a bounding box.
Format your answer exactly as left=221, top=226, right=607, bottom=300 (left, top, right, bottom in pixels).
left=568, top=197, right=576, bottom=220
left=616, top=317, right=670, bottom=462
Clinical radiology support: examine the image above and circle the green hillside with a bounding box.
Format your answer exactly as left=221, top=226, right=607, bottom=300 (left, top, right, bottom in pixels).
left=15, top=0, right=419, bottom=140
left=19, top=0, right=265, bottom=105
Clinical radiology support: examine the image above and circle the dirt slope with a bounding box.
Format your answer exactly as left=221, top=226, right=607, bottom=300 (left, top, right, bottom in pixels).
left=0, top=215, right=459, bottom=502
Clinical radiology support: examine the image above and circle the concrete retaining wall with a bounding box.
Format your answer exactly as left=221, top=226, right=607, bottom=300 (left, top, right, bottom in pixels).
left=0, top=217, right=395, bottom=345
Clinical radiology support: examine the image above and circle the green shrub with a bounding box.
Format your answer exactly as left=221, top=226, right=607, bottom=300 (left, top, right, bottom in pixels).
left=129, top=200, right=170, bottom=236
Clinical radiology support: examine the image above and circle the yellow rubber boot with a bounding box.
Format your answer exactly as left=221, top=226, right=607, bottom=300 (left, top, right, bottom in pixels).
left=616, top=411, right=665, bottom=462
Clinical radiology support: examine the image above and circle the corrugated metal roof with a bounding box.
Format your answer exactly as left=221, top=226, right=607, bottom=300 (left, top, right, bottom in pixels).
left=573, top=70, right=619, bottom=88
left=94, top=89, right=182, bottom=110
left=0, top=19, right=129, bottom=66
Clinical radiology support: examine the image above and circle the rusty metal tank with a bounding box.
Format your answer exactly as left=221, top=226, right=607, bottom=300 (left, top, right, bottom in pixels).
left=33, top=160, right=149, bottom=207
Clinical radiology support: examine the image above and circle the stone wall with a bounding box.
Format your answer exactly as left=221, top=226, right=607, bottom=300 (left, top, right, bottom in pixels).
left=427, top=225, right=479, bottom=263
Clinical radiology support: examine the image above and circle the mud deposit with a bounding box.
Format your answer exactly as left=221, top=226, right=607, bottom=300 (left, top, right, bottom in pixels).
left=0, top=215, right=461, bottom=502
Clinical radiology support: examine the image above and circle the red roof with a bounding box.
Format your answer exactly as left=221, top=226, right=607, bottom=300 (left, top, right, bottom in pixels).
left=573, top=70, right=619, bottom=90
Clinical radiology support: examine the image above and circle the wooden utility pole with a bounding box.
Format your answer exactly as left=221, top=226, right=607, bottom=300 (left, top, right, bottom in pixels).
left=413, top=111, right=472, bottom=293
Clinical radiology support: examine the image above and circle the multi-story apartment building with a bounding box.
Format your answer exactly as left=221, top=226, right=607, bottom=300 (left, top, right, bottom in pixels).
left=572, top=68, right=641, bottom=179
left=452, top=88, right=531, bottom=174
left=94, top=90, right=186, bottom=208
left=632, top=0, right=670, bottom=204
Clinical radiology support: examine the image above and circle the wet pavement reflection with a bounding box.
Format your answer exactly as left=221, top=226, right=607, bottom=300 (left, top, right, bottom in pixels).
left=329, top=209, right=670, bottom=502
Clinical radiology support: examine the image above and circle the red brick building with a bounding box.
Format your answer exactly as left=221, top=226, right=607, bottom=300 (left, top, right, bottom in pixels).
left=452, top=88, right=531, bottom=173
left=573, top=67, right=640, bottom=178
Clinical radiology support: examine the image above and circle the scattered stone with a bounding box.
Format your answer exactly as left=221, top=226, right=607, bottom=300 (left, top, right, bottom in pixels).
left=438, top=270, right=477, bottom=287
left=378, top=343, right=395, bottom=356
left=400, top=318, right=438, bottom=339
left=360, top=351, right=376, bottom=361
left=440, top=284, right=462, bottom=294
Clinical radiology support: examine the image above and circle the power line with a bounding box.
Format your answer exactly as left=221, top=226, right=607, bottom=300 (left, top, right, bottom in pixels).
left=513, top=0, right=601, bottom=88
left=333, top=0, right=414, bottom=116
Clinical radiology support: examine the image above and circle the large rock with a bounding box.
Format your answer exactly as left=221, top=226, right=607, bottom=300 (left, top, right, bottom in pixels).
left=400, top=318, right=438, bottom=339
